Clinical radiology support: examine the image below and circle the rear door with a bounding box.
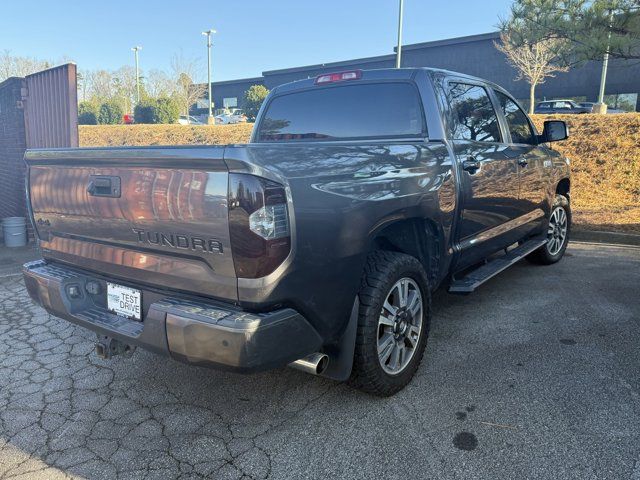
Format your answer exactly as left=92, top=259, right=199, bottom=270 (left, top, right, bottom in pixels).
left=26, top=146, right=237, bottom=301
left=445, top=80, right=521, bottom=267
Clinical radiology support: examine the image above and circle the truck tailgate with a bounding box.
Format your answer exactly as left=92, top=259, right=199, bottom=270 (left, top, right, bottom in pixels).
left=25, top=147, right=237, bottom=301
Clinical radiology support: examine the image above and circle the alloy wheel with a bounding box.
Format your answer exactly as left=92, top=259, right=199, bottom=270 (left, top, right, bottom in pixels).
left=547, top=206, right=568, bottom=255
left=377, top=278, right=423, bottom=375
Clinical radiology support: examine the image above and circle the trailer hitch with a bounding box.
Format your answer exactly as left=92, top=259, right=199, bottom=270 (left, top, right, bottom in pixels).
left=95, top=335, right=136, bottom=359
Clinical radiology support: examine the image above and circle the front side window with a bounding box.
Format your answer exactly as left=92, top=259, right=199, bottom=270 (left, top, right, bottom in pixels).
left=447, top=83, right=501, bottom=142
left=256, top=82, right=425, bottom=142
left=495, top=91, right=536, bottom=145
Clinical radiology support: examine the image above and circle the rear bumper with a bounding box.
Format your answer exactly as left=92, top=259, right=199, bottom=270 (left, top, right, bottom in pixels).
left=23, top=260, right=322, bottom=373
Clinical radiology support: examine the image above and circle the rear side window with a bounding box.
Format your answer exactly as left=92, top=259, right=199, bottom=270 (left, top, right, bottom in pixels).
left=447, top=82, right=501, bottom=143
left=256, top=82, right=425, bottom=142
left=495, top=91, right=536, bottom=145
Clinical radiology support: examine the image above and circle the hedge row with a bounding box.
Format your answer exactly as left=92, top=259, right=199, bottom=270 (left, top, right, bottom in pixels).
left=79, top=123, right=254, bottom=147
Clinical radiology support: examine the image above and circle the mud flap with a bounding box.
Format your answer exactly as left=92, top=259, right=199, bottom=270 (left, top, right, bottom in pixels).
left=319, top=296, right=359, bottom=381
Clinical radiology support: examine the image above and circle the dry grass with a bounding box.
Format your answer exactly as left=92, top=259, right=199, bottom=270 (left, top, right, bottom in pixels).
left=531, top=114, right=640, bottom=234
left=80, top=115, right=640, bottom=234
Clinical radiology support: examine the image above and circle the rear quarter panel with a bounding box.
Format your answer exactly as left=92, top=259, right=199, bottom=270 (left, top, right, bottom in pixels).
left=224, top=141, right=456, bottom=340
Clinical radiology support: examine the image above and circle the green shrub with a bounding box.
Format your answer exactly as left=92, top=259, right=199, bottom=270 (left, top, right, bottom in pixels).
left=133, top=97, right=180, bottom=124
left=97, top=101, right=123, bottom=125
left=243, top=85, right=270, bottom=121
left=154, top=97, right=180, bottom=124
left=78, top=101, right=98, bottom=125
left=133, top=99, right=156, bottom=124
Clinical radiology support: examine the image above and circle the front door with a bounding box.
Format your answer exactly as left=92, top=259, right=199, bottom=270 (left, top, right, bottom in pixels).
left=446, top=81, right=522, bottom=269
left=493, top=90, right=549, bottom=239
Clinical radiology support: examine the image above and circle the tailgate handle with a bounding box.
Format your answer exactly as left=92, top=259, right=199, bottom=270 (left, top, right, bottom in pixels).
left=87, top=175, right=121, bottom=198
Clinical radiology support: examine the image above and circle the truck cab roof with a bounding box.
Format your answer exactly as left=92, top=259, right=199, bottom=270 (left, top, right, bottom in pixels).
left=270, top=67, right=493, bottom=95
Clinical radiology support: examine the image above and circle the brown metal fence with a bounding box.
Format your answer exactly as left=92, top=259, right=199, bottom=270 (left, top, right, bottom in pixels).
left=0, top=63, right=78, bottom=242
left=23, top=63, right=78, bottom=149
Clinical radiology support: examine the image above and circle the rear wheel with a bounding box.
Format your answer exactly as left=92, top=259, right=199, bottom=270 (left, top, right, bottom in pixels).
left=527, top=194, right=570, bottom=265
left=349, top=251, right=431, bottom=396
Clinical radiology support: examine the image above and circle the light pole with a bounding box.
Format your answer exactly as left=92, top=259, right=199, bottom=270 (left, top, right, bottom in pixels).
left=131, top=46, right=142, bottom=105
left=202, top=29, right=217, bottom=125
left=595, top=10, right=614, bottom=114
left=396, top=0, right=405, bottom=68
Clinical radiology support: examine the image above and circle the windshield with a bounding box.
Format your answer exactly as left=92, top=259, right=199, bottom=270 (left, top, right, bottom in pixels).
left=256, top=82, right=425, bottom=142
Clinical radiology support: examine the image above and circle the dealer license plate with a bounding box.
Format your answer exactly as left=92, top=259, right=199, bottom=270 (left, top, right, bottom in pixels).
left=107, top=282, right=142, bottom=320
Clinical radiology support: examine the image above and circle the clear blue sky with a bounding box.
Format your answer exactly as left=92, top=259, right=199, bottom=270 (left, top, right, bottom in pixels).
left=0, top=0, right=512, bottom=82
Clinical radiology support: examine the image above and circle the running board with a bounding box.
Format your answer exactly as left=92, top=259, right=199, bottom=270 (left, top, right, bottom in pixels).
left=449, top=237, right=547, bottom=294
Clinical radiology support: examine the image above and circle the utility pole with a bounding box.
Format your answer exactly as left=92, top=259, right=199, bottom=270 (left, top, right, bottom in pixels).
left=595, top=10, right=614, bottom=114
left=202, top=29, right=217, bottom=125
left=131, top=46, right=142, bottom=105
left=396, top=0, right=405, bottom=68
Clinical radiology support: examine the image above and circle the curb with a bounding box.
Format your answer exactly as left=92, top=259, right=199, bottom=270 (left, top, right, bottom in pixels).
left=571, top=229, right=640, bottom=247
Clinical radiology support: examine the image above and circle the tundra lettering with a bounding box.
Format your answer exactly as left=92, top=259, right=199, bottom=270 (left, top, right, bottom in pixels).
left=23, top=68, right=570, bottom=396
left=132, top=228, right=224, bottom=254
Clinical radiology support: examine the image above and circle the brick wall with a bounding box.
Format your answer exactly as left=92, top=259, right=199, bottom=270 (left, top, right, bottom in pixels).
left=0, top=77, right=28, bottom=226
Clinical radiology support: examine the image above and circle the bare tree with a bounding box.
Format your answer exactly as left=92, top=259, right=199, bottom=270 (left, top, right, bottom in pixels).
left=77, top=69, right=96, bottom=102
left=0, top=50, right=15, bottom=81
left=170, top=51, right=206, bottom=115
left=495, top=32, right=569, bottom=113
left=79, top=67, right=136, bottom=112
left=85, top=70, right=115, bottom=102
left=0, top=50, right=51, bottom=82
left=113, top=65, right=138, bottom=113
left=146, top=69, right=176, bottom=98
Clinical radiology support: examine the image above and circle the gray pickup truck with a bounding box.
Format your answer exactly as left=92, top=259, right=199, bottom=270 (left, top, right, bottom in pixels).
left=23, top=68, right=570, bottom=396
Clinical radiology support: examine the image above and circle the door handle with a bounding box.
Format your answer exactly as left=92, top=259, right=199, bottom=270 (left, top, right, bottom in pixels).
left=462, top=156, right=480, bottom=174
left=518, top=158, right=529, bottom=167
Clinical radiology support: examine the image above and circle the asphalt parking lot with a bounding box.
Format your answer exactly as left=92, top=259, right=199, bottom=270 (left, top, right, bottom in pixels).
left=0, top=242, right=639, bottom=480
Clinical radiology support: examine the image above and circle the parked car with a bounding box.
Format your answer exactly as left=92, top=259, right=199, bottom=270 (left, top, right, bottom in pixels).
left=534, top=100, right=591, bottom=114
left=579, top=102, right=625, bottom=114
left=214, top=113, right=242, bottom=125
left=23, top=68, right=570, bottom=396
left=230, top=110, right=248, bottom=122
left=123, top=113, right=134, bottom=125
left=177, top=115, right=204, bottom=125
left=214, top=113, right=232, bottom=125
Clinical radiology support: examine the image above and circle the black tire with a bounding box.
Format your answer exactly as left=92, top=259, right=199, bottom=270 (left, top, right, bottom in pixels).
left=527, top=194, right=571, bottom=265
left=348, top=251, right=431, bottom=396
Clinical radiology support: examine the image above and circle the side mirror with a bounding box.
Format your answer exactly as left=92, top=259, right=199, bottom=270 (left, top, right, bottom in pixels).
left=539, top=120, right=569, bottom=143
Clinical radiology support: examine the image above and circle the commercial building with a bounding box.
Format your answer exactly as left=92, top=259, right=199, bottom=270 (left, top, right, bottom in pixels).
left=193, top=31, right=640, bottom=115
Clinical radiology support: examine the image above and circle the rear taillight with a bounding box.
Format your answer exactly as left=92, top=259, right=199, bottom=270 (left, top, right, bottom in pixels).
left=228, top=173, right=291, bottom=278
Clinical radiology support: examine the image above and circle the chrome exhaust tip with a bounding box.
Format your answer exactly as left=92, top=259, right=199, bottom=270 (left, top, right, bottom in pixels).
left=288, top=352, right=329, bottom=376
